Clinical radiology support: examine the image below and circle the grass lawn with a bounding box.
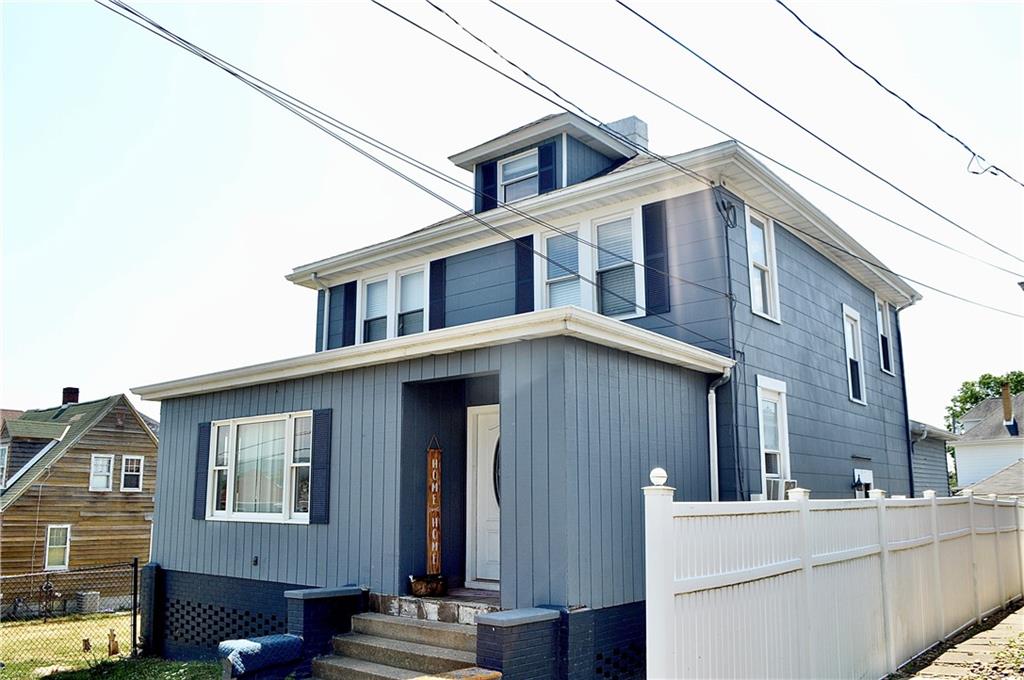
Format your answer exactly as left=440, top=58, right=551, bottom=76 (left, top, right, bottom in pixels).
left=43, top=658, right=220, bottom=680
left=0, top=611, right=139, bottom=679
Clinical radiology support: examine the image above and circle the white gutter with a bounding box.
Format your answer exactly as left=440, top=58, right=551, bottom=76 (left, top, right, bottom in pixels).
left=132, top=307, right=735, bottom=401
left=707, top=369, right=732, bottom=502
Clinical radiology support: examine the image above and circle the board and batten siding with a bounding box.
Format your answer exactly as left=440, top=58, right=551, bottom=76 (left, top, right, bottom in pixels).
left=150, top=337, right=711, bottom=611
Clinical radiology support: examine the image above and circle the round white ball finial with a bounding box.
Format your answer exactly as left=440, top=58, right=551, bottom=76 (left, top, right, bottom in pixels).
left=650, top=467, right=668, bottom=486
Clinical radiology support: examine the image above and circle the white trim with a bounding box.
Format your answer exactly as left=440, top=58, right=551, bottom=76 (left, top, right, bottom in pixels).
left=0, top=443, right=8, bottom=488
left=133, top=307, right=735, bottom=401
left=560, top=131, right=569, bottom=188
left=396, top=266, right=428, bottom=338
left=498, top=148, right=539, bottom=203
left=88, top=453, right=114, bottom=492
left=592, top=209, right=644, bottom=319
left=540, top=227, right=583, bottom=310
left=842, top=303, right=868, bottom=405
left=875, top=296, right=895, bottom=376
left=745, top=206, right=781, bottom=323
left=465, top=404, right=500, bottom=591
left=120, top=454, right=144, bottom=492
left=755, top=375, right=791, bottom=500
left=1, top=439, right=60, bottom=490
left=44, top=523, right=71, bottom=571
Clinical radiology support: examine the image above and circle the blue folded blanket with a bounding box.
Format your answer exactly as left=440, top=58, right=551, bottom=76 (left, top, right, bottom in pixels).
left=217, top=634, right=303, bottom=676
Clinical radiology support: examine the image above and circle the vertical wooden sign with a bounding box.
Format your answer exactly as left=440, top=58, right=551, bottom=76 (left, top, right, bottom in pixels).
left=426, top=446, right=442, bottom=576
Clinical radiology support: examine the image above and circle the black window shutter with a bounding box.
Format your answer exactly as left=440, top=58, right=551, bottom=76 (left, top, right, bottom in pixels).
left=642, top=202, right=671, bottom=315
left=429, top=258, right=446, bottom=330
left=309, top=409, right=333, bottom=524
left=538, top=142, right=557, bottom=194
left=341, top=281, right=357, bottom=347
left=315, top=290, right=325, bottom=352
left=515, top=236, right=534, bottom=314
left=478, top=162, right=498, bottom=212
left=193, top=422, right=211, bottom=520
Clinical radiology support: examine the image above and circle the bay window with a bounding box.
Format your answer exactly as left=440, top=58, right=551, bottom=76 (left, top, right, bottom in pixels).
left=363, top=279, right=388, bottom=343
left=545, top=231, right=581, bottom=308
left=208, top=411, right=313, bottom=522
left=499, top=150, right=539, bottom=202
left=595, top=216, right=637, bottom=316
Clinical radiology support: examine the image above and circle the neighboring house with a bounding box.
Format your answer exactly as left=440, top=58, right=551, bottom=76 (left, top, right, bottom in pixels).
left=951, top=390, right=1024, bottom=487
left=0, top=388, right=159, bottom=576
left=910, top=420, right=958, bottom=496
left=133, top=113, right=923, bottom=674
left=959, top=458, right=1024, bottom=498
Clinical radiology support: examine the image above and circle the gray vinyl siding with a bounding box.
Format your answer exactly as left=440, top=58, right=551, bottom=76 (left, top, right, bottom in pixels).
left=150, top=337, right=710, bottom=611
left=444, top=241, right=517, bottom=327
left=627, top=189, right=733, bottom=356
left=912, top=437, right=951, bottom=496
left=565, top=136, right=618, bottom=185
left=722, top=208, right=911, bottom=500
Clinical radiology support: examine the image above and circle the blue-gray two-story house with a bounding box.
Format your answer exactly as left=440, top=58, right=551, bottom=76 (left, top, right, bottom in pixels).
left=134, top=113, right=922, bottom=679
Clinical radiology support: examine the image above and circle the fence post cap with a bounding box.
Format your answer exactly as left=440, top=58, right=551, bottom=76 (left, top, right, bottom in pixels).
left=788, top=487, right=811, bottom=500
left=961, top=489, right=973, bottom=497
left=868, top=489, right=887, bottom=499
left=649, top=467, right=669, bottom=486
left=923, top=490, right=936, bottom=499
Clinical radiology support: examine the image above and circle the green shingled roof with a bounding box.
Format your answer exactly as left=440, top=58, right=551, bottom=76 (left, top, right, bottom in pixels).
left=5, top=419, right=70, bottom=440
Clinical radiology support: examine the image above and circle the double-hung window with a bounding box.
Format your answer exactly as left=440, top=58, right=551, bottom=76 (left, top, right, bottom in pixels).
left=363, top=279, right=388, bottom=343
left=120, top=455, right=144, bottom=492
left=876, top=298, right=894, bottom=375
left=595, top=216, right=637, bottom=316
left=746, top=210, right=780, bottom=321
left=756, top=376, right=791, bottom=501
left=499, top=150, right=538, bottom=202
left=89, top=454, right=114, bottom=492
left=843, top=304, right=867, bottom=404
left=545, top=231, right=581, bottom=308
left=208, top=411, right=313, bottom=523
left=398, top=270, right=425, bottom=336
left=45, top=524, right=71, bottom=571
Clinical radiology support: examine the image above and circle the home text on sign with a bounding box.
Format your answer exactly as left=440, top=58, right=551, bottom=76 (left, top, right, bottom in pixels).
left=427, top=447, right=442, bottom=575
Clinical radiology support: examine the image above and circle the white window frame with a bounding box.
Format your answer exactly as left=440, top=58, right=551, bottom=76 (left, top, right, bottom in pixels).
left=0, top=443, right=8, bottom=488
left=357, top=275, right=392, bottom=344
left=120, top=455, right=144, bottom=492
left=745, top=207, right=781, bottom=323
left=207, top=411, right=313, bottom=524
left=395, top=266, right=428, bottom=337
left=498, top=148, right=539, bottom=203
left=44, top=524, right=71, bottom=571
left=756, top=375, right=791, bottom=501
left=542, top=229, right=582, bottom=309
left=875, top=296, right=895, bottom=376
left=88, top=454, right=114, bottom=492
left=842, top=304, right=867, bottom=405
left=591, top=210, right=644, bottom=320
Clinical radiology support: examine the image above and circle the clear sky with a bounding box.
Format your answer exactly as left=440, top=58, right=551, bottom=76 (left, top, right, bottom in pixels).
left=2, top=1, right=1022, bottom=426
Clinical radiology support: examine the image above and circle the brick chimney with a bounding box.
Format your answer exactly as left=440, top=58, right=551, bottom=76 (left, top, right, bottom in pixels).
left=62, top=387, right=79, bottom=405
left=1002, top=383, right=1019, bottom=436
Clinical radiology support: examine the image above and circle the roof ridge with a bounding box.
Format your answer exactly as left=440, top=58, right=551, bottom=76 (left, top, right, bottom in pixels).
left=20, top=393, right=123, bottom=415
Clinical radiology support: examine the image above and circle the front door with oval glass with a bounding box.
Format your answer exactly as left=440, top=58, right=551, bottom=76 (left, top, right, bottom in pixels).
left=466, top=405, right=500, bottom=590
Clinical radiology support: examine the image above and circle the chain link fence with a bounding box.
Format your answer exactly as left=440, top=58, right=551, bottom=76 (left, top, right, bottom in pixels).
left=0, top=560, right=138, bottom=679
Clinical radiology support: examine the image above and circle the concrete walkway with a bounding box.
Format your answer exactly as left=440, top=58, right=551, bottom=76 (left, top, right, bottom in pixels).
left=913, top=609, right=1024, bottom=678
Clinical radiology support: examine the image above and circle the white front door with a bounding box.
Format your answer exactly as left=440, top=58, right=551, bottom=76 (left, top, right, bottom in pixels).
left=466, top=405, right=500, bottom=590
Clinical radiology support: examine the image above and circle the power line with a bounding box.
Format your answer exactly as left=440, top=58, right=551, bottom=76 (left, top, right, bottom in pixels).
left=774, top=0, right=1024, bottom=190
left=374, top=0, right=1024, bottom=319
left=488, top=0, right=1024, bottom=280
left=95, top=0, right=737, bottom=352
left=615, top=0, right=1024, bottom=267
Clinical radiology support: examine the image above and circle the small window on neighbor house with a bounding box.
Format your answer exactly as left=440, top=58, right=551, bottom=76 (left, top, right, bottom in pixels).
left=0, top=444, right=8, bottom=487
left=398, top=270, right=425, bottom=337
left=876, top=299, right=894, bottom=374
left=843, top=304, right=866, bottom=404
left=499, top=150, right=539, bottom=202
left=545, top=232, right=581, bottom=308
left=89, top=454, right=114, bottom=491
left=596, top=216, right=637, bottom=317
left=120, top=455, right=144, bottom=492
left=45, top=524, right=70, bottom=571
left=363, top=279, right=388, bottom=343
left=747, top=210, right=780, bottom=321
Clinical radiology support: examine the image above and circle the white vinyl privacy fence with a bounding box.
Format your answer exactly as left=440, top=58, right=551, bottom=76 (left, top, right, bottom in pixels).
left=643, top=472, right=1024, bottom=680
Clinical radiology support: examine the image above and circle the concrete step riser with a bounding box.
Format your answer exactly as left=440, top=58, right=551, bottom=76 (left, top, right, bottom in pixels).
left=352, top=615, right=477, bottom=653
left=333, top=636, right=473, bottom=674
left=312, top=658, right=384, bottom=680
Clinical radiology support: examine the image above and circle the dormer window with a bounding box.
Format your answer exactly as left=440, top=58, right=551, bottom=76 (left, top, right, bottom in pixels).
left=499, top=150, right=539, bottom=202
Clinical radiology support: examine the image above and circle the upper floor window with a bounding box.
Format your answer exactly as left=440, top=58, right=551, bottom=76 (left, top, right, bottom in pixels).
left=208, top=411, right=313, bottom=523
left=595, top=216, right=636, bottom=316
left=544, top=232, right=581, bottom=308
left=843, top=304, right=866, bottom=405
left=0, top=444, right=7, bottom=488
left=363, top=279, right=388, bottom=343
left=746, top=209, right=780, bottom=322
left=876, top=299, right=894, bottom=375
left=398, top=270, right=425, bottom=336
left=500, top=150, right=539, bottom=202
left=89, top=454, right=114, bottom=492
left=45, top=524, right=71, bottom=571
left=756, top=376, right=791, bottom=501
left=120, top=455, right=144, bottom=492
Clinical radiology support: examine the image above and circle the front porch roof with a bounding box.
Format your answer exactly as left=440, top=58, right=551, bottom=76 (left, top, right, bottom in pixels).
left=132, top=307, right=734, bottom=401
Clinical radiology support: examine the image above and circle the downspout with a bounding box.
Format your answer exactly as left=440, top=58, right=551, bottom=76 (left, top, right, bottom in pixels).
left=894, top=305, right=916, bottom=497
left=708, top=368, right=732, bottom=502
left=311, top=273, right=330, bottom=351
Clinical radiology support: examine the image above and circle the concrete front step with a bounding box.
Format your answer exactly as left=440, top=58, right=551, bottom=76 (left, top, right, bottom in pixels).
left=352, top=613, right=477, bottom=653
left=370, top=593, right=499, bottom=625
left=312, top=655, right=500, bottom=680
left=332, top=633, right=476, bottom=674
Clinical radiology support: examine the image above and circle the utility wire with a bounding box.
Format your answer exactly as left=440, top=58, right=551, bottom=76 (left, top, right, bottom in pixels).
left=774, top=0, right=1024, bottom=190
left=374, top=0, right=1024, bottom=319
left=488, top=0, right=1024, bottom=280
left=95, top=0, right=738, bottom=352
left=615, top=0, right=1024, bottom=267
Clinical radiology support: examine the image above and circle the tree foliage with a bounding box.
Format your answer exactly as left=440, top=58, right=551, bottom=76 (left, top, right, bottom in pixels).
left=945, top=371, right=1024, bottom=430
